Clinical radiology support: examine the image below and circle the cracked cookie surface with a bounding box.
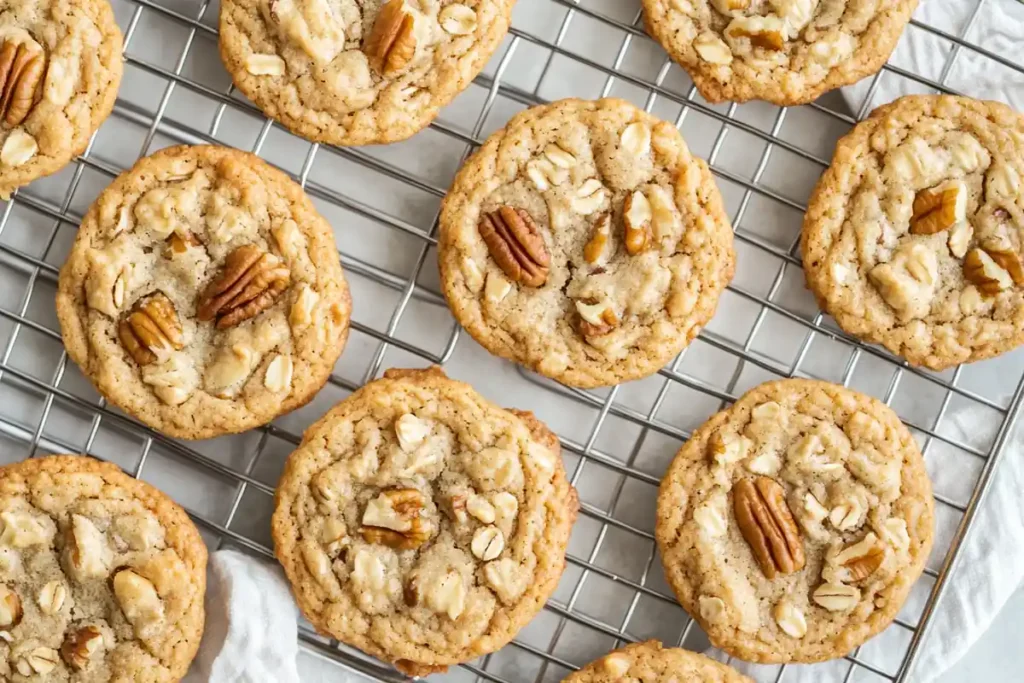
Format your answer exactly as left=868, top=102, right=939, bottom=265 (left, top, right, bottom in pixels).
left=565, top=641, right=753, bottom=683
left=218, top=0, right=514, bottom=146
left=271, top=366, right=578, bottom=676
left=438, top=98, right=734, bottom=388
left=803, top=95, right=1024, bottom=370
left=641, top=0, right=917, bottom=105
left=0, top=0, right=123, bottom=198
left=655, top=379, right=933, bottom=663
left=56, top=145, right=351, bottom=440
left=0, top=455, right=206, bottom=682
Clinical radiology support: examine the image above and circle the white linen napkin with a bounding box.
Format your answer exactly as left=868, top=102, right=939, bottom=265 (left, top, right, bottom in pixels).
left=183, top=549, right=303, bottom=683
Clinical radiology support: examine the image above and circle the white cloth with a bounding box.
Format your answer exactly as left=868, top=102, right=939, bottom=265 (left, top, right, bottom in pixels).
left=183, top=550, right=302, bottom=683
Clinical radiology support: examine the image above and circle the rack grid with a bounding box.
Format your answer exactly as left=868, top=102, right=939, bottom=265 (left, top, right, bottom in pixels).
left=0, top=0, right=1021, bottom=681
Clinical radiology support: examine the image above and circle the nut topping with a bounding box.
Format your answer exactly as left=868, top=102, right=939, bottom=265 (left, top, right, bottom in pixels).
left=726, top=17, right=786, bottom=50
left=0, top=584, right=21, bottom=627
left=963, top=247, right=1013, bottom=296
left=572, top=178, right=607, bottom=215
left=61, top=625, right=104, bottom=670
left=835, top=533, right=885, bottom=583
left=583, top=213, right=611, bottom=265
left=576, top=300, right=619, bottom=338
left=981, top=239, right=1024, bottom=286
left=197, top=244, right=291, bottom=328
left=359, top=488, right=432, bottom=549
left=118, top=293, right=185, bottom=366
left=733, top=477, right=805, bottom=579
left=910, top=181, right=967, bottom=235
left=166, top=230, right=201, bottom=255
left=112, top=569, right=165, bottom=637
left=694, top=33, right=734, bottom=65
left=623, top=191, right=652, bottom=255
left=478, top=207, right=550, bottom=287
left=364, top=0, right=416, bottom=76
left=0, top=39, right=45, bottom=127
left=65, top=514, right=111, bottom=581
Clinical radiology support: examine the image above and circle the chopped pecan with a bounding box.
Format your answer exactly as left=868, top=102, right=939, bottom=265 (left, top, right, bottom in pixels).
left=963, top=247, right=1013, bottom=296
left=197, top=244, right=291, bottom=328
left=836, top=536, right=885, bottom=583
left=364, top=0, right=416, bottom=76
left=478, top=206, right=550, bottom=287
left=165, top=230, right=201, bottom=255
left=359, top=488, right=432, bottom=550
left=118, top=293, right=185, bottom=366
left=576, top=299, right=619, bottom=338
left=61, top=625, right=104, bottom=671
left=0, top=38, right=45, bottom=127
left=623, top=191, right=652, bottom=255
left=733, top=477, right=805, bottom=579
left=583, top=214, right=611, bottom=265
left=981, top=239, right=1024, bottom=285
left=910, top=181, right=966, bottom=235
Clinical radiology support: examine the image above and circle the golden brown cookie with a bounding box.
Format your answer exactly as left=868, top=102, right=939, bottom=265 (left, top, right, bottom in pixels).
left=564, top=641, right=752, bottom=683
left=56, top=144, right=351, bottom=440
left=218, top=0, right=515, bottom=145
left=0, top=0, right=123, bottom=198
left=803, top=95, right=1024, bottom=370
left=438, top=97, right=734, bottom=387
left=656, top=379, right=933, bottom=663
left=641, top=0, right=917, bottom=105
left=271, top=366, right=578, bottom=675
left=0, top=454, right=207, bottom=681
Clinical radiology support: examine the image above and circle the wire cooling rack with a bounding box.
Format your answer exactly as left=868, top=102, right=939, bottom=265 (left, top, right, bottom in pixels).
left=0, top=0, right=1022, bottom=681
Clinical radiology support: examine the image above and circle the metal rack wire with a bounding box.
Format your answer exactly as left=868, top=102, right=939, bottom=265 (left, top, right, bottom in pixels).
left=0, top=0, right=1020, bottom=681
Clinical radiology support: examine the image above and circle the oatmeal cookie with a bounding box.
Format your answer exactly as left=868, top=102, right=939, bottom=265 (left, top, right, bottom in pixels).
left=271, top=366, right=578, bottom=676
left=656, top=379, right=933, bottom=663
left=803, top=95, right=1024, bottom=370
left=56, top=144, right=351, bottom=440
left=0, top=454, right=207, bottom=682
left=641, top=0, right=917, bottom=105
left=0, top=0, right=123, bottom=198
left=565, top=641, right=752, bottom=683
left=438, top=98, right=734, bottom=387
left=218, top=0, right=514, bottom=146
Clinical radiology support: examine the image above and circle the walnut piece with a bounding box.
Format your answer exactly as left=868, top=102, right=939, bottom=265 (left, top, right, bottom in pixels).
left=576, top=299, right=619, bottom=339
left=197, top=244, right=291, bottom=328
left=910, top=180, right=967, bottom=235
left=963, top=247, right=1014, bottom=296
left=623, top=191, right=652, bottom=255
left=583, top=214, right=611, bottom=265
left=726, top=17, right=786, bottom=50
left=166, top=230, right=201, bottom=255
left=0, top=38, right=45, bottom=127
left=835, top=533, right=885, bottom=583
left=733, top=477, right=806, bottom=579
left=0, top=584, right=21, bottom=628
left=61, top=625, right=104, bottom=671
left=364, top=0, right=416, bottom=76
left=359, top=488, right=432, bottom=549
left=118, top=292, right=185, bottom=366
left=478, top=206, right=550, bottom=287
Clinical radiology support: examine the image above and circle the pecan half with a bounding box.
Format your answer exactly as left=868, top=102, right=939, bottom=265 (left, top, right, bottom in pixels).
left=733, top=477, right=805, bottom=579
left=0, top=39, right=45, bottom=127
left=118, top=293, right=185, bottom=366
left=911, top=181, right=966, bottom=235
left=479, top=206, right=550, bottom=287
left=364, top=0, right=416, bottom=76
left=197, top=244, right=291, bottom=328
left=359, top=488, right=432, bottom=550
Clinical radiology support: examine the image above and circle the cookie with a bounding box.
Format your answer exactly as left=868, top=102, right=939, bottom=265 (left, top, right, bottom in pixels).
left=0, top=0, right=123, bottom=198
left=56, top=144, right=351, bottom=440
left=565, top=641, right=752, bottom=683
left=438, top=98, right=734, bottom=388
left=640, top=0, right=917, bottom=105
left=803, top=95, right=1024, bottom=370
left=271, top=366, right=578, bottom=676
left=655, top=379, right=933, bottom=663
left=0, top=454, right=207, bottom=681
left=218, top=0, right=514, bottom=146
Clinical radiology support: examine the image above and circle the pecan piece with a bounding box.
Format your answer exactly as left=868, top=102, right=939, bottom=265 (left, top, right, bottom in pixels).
left=911, top=181, right=967, bottom=235
left=0, top=39, right=45, bottom=127
left=359, top=488, right=432, bottom=550
left=118, top=293, right=185, bottom=366
left=165, top=230, right=201, bottom=255
left=963, top=247, right=1013, bottom=296
left=197, top=244, right=291, bottom=328
left=733, top=477, right=805, bottom=579
left=61, top=625, right=104, bottom=671
left=364, top=0, right=416, bottom=76
left=981, top=239, right=1024, bottom=286
left=623, top=191, right=652, bottom=255
left=478, top=206, right=550, bottom=287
